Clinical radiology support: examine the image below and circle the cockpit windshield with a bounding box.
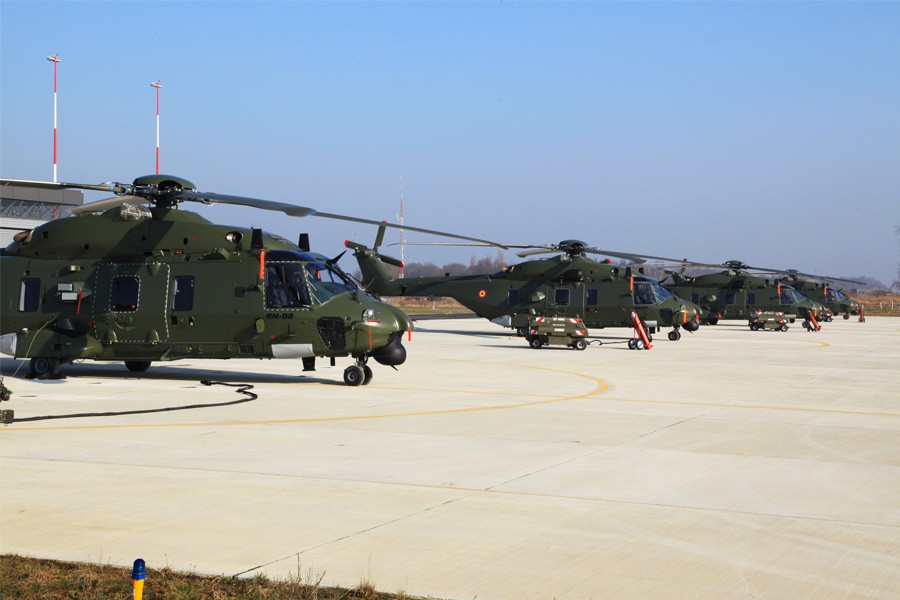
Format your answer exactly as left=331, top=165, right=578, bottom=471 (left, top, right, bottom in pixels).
left=266, top=261, right=357, bottom=308
left=779, top=285, right=805, bottom=305
left=304, top=262, right=357, bottom=303
left=825, top=288, right=850, bottom=302
left=633, top=277, right=676, bottom=305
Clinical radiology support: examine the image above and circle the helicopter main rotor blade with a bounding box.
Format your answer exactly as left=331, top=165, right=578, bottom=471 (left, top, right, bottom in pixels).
left=176, top=191, right=506, bottom=248
left=781, top=270, right=867, bottom=285
left=313, top=211, right=507, bottom=248
left=1, top=178, right=130, bottom=195
left=177, top=191, right=316, bottom=217
left=4, top=176, right=506, bottom=248
left=516, top=248, right=558, bottom=258
left=68, top=195, right=147, bottom=215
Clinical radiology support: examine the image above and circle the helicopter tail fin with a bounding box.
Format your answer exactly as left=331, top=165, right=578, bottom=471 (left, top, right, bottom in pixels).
left=345, top=238, right=403, bottom=295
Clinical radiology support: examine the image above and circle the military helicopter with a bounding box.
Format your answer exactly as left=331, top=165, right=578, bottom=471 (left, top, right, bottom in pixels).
left=774, top=271, right=864, bottom=320
left=346, top=236, right=702, bottom=342
left=661, top=260, right=829, bottom=328
left=0, top=174, right=502, bottom=385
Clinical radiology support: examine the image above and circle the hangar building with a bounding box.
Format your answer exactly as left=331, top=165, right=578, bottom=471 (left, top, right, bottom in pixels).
left=0, top=184, right=83, bottom=247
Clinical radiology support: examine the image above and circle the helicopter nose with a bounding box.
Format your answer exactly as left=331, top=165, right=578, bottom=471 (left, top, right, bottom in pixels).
left=682, top=305, right=701, bottom=331
left=375, top=303, right=413, bottom=333
left=362, top=303, right=412, bottom=366
left=372, top=333, right=407, bottom=366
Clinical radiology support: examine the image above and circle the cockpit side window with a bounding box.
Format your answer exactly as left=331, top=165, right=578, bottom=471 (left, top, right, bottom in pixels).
left=266, top=264, right=311, bottom=308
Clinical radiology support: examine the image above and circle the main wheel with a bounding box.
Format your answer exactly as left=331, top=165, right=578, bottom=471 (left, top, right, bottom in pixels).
left=124, top=360, right=151, bottom=373
left=529, top=337, right=543, bottom=349
left=29, top=357, right=60, bottom=379
left=516, top=326, right=528, bottom=337
left=362, top=365, right=374, bottom=385
left=572, top=338, right=587, bottom=351
left=668, top=330, right=682, bottom=340
left=343, top=365, right=365, bottom=386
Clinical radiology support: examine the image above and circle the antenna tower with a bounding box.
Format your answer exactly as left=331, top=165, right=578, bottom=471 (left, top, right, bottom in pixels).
left=397, top=175, right=405, bottom=278
left=47, top=54, right=60, bottom=182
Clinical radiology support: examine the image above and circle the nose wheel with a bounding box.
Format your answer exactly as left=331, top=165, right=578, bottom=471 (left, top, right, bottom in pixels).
left=343, top=361, right=374, bottom=386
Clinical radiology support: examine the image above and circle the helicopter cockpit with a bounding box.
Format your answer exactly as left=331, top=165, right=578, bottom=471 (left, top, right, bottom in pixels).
left=778, top=284, right=805, bottom=305
left=824, top=287, right=851, bottom=302
left=633, top=276, right=676, bottom=305
left=265, top=251, right=358, bottom=308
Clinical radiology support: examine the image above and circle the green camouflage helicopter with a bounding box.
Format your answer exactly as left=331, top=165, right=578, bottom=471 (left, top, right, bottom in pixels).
left=346, top=236, right=702, bottom=342
left=774, top=271, right=863, bottom=320
left=0, top=174, right=501, bottom=385
left=662, top=260, right=829, bottom=328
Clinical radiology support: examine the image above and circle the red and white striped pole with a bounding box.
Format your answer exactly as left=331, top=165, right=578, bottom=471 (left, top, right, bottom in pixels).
left=151, top=80, right=162, bottom=174
left=47, top=54, right=60, bottom=182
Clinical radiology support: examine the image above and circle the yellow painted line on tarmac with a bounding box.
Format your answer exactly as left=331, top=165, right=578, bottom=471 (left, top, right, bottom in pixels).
left=599, top=395, right=899, bottom=417
left=1, top=361, right=609, bottom=432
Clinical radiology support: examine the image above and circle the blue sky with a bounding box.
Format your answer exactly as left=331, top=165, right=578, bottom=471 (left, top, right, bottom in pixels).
left=2, top=1, right=898, bottom=285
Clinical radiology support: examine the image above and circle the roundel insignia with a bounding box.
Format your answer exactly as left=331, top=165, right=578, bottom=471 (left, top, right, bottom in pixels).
left=478, top=289, right=487, bottom=298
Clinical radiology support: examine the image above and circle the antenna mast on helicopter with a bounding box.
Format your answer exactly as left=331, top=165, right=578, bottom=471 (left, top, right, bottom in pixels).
left=397, top=174, right=405, bottom=278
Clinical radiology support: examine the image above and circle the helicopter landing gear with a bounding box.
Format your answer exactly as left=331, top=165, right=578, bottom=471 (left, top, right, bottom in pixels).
left=668, top=329, right=682, bottom=341
left=516, top=326, right=529, bottom=337
left=29, top=357, right=62, bottom=379
left=343, top=360, right=374, bottom=386
left=124, top=360, right=151, bottom=373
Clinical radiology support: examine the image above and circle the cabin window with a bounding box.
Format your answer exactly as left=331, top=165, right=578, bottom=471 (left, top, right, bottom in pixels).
left=18, top=278, right=40, bottom=312
left=171, top=276, right=195, bottom=311
left=725, top=293, right=736, bottom=305
left=507, top=289, right=519, bottom=307
left=110, top=276, right=140, bottom=312
left=691, top=293, right=699, bottom=304
left=586, top=289, right=598, bottom=306
left=747, top=293, right=755, bottom=305
left=555, top=288, right=570, bottom=306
